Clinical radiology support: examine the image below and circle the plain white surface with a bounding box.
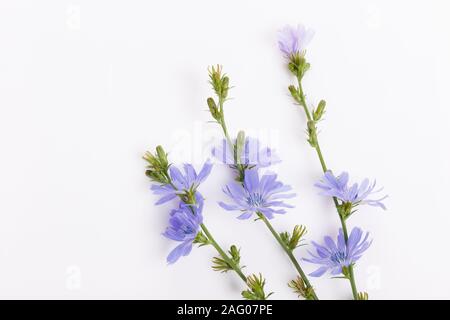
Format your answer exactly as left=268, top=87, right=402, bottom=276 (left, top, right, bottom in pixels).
left=1, top=0, right=450, bottom=299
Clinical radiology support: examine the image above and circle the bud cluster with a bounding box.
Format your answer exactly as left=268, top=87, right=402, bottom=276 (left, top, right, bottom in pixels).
left=288, top=276, right=316, bottom=300
left=207, top=65, right=230, bottom=123
left=143, top=145, right=170, bottom=184
left=241, top=273, right=273, bottom=300
left=280, top=225, right=307, bottom=251
left=212, top=245, right=242, bottom=273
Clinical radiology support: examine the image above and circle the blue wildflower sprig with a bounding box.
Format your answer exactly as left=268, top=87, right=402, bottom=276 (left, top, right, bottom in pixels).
left=278, top=24, right=387, bottom=299
left=303, top=227, right=372, bottom=278
left=206, top=67, right=318, bottom=300
left=144, top=145, right=271, bottom=299
left=315, top=171, right=387, bottom=219
left=219, top=169, right=295, bottom=220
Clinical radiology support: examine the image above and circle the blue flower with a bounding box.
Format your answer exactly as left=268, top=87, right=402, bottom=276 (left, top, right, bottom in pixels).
left=314, top=171, right=387, bottom=210
left=163, top=197, right=204, bottom=264
left=150, top=160, right=213, bottom=205
left=218, top=169, right=296, bottom=219
left=211, top=137, right=280, bottom=168
left=278, top=24, right=315, bottom=58
left=303, top=227, right=372, bottom=277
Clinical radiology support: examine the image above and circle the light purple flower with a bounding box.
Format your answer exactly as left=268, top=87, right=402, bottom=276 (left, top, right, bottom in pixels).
left=303, top=227, right=372, bottom=277
left=314, top=171, right=387, bottom=210
left=218, top=169, right=296, bottom=220
left=150, top=160, right=213, bottom=205
left=278, top=24, right=315, bottom=58
left=163, top=196, right=203, bottom=264
left=211, top=137, right=280, bottom=168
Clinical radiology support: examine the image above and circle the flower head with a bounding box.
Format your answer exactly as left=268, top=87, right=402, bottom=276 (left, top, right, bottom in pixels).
left=315, top=171, right=387, bottom=210
left=212, top=137, right=280, bottom=168
left=219, top=169, right=296, bottom=219
left=278, top=24, right=314, bottom=58
left=150, top=160, right=213, bottom=205
left=163, top=196, right=204, bottom=264
left=304, top=227, right=372, bottom=277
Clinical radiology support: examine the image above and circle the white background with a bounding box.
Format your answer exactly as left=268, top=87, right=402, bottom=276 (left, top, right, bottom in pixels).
left=1, top=0, right=449, bottom=300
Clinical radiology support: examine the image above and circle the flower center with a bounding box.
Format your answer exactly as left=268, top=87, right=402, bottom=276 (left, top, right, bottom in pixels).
left=182, top=225, right=195, bottom=235
left=330, top=251, right=347, bottom=264
left=246, top=192, right=264, bottom=207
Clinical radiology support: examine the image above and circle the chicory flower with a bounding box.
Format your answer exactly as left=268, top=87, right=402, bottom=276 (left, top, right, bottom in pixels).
left=303, top=227, right=372, bottom=277
left=314, top=171, right=387, bottom=210
left=163, top=197, right=204, bottom=264
left=211, top=137, right=280, bottom=168
left=150, top=160, right=213, bottom=205
left=218, top=169, right=295, bottom=219
left=278, top=24, right=314, bottom=58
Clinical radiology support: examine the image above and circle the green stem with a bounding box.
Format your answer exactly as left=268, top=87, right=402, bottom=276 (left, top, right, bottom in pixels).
left=257, top=213, right=318, bottom=300
left=218, top=100, right=237, bottom=165
left=296, top=75, right=359, bottom=300
left=200, top=223, right=248, bottom=283
left=216, top=105, right=319, bottom=299
left=339, top=217, right=358, bottom=299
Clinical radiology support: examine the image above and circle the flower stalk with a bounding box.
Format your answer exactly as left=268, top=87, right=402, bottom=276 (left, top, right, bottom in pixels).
left=207, top=66, right=318, bottom=300
left=257, top=212, right=318, bottom=300
left=145, top=146, right=271, bottom=300
left=290, top=59, right=360, bottom=300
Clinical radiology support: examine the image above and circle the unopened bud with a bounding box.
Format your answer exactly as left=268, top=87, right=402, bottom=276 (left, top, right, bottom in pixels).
left=288, top=85, right=300, bottom=102
left=313, top=100, right=326, bottom=121
left=222, top=76, right=229, bottom=99
left=307, top=120, right=318, bottom=148
left=156, top=145, right=168, bottom=167
left=236, top=130, right=246, bottom=163
left=207, top=97, right=220, bottom=120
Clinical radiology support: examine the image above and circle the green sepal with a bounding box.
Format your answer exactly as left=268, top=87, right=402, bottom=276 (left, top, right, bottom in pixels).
left=357, top=292, right=369, bottom=300
left=241, top=273, right=273, bottom=300
left=212, top=245, right=242, bottom=273
left=288, top=276, right=315, bottom=300
left=193, top=231, right=210, bottom=247
left=288, top=53, right=309, bottom=78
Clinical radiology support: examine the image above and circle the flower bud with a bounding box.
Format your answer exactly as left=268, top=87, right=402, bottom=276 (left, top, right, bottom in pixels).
left=221, top=76, right=229, bottom=99
left=288, top=85, right=300, bottom=102
left=307, top=120, right=318, bottom=147
left=207, top=97, right=220, bottom=120
left=313, top=100, right=326, bottom=121
left=229, top=245, right=241, bottom=265
left=156, top=145, right=168, bottom=167
left=143, top=146, right=171, bottom=184
left=236, top=130, right=246, bottom=163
